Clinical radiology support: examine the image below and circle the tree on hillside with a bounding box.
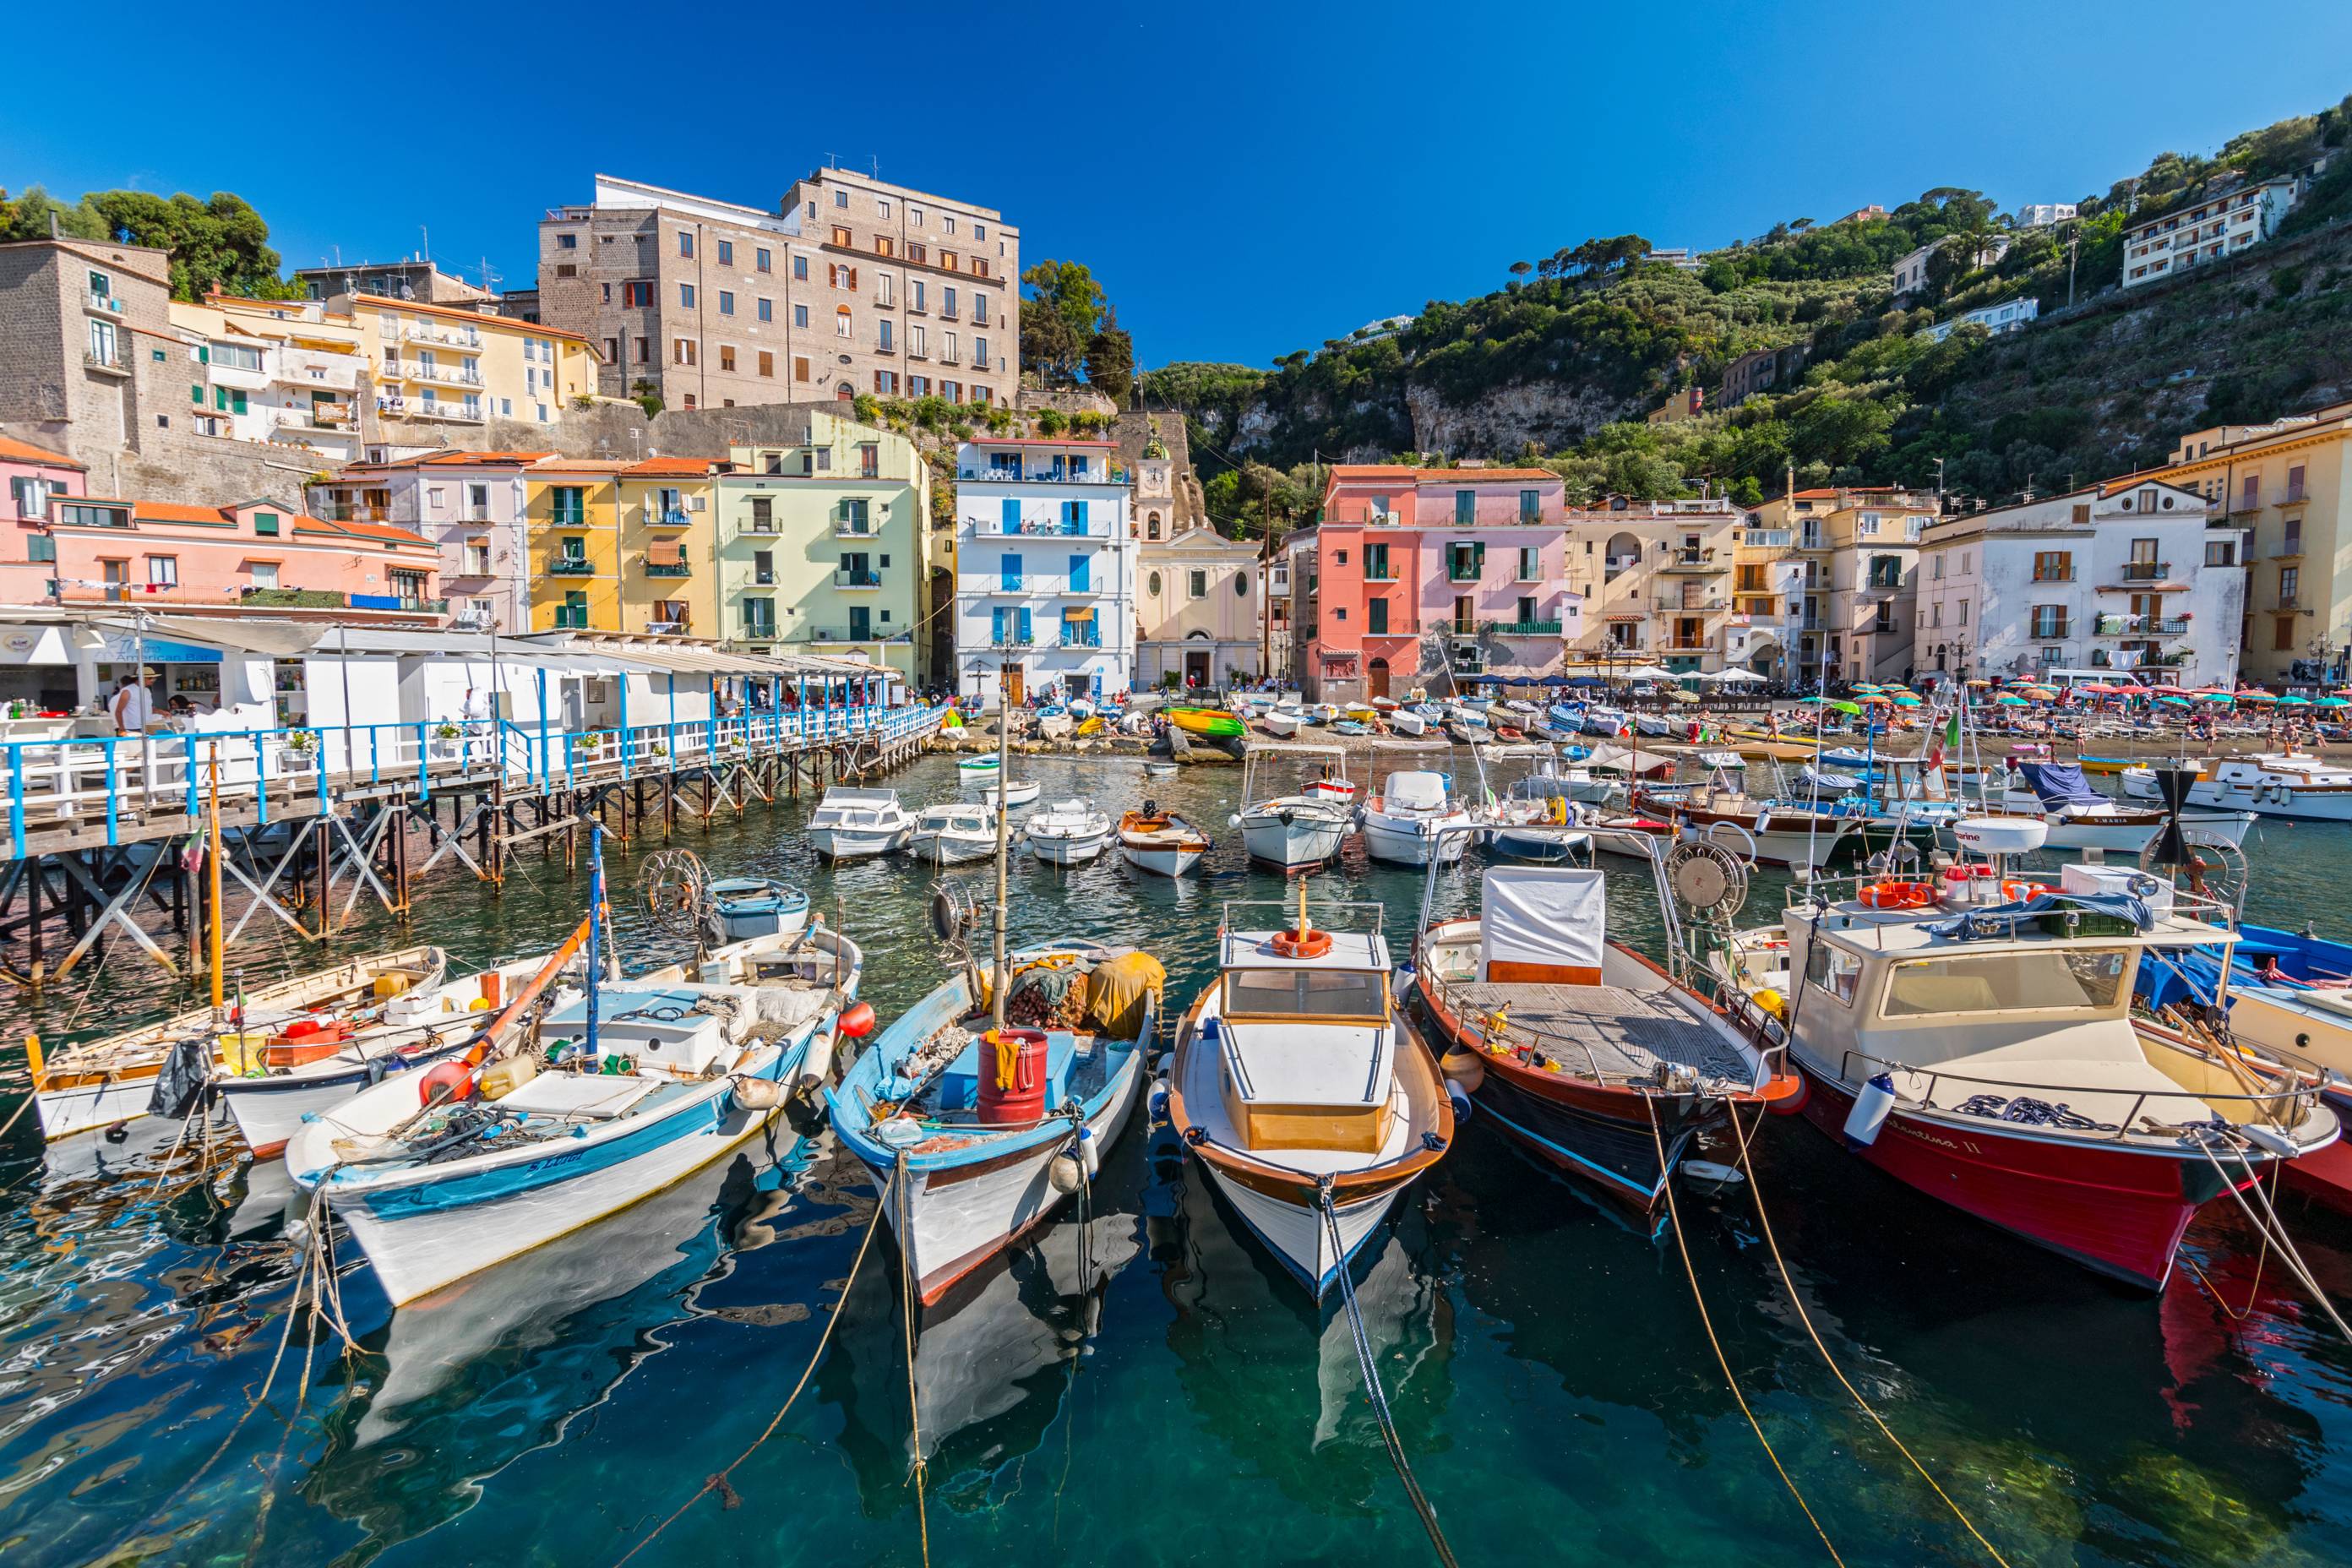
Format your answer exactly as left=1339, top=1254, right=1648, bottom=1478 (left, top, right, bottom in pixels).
left=1084, top=307, right=1135, bottom=404
left=1020, top=259, right=1108, bottom=384
left=0, top=187, right=298, bottom=301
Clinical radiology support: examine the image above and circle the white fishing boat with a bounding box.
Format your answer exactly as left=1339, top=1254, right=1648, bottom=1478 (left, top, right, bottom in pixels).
left=1262, top=708, right=1303, bottom=738
left=1119, top=805, right=1212, bottom=877
left=1390, top=708, right=1428, bottom=738
left=956, top=755, right=1004, bottom=785
left=1026, top=800, right=1113, bottom=866
left=976, top=777, right=1043, bottom=809
left=1164, top=890, right=1452, bottom=1293
left=2121, top=753, right=2352, bottom=822
left=1358, top=770, right=1473, bottom=867
left=288, top=912, right=864, bottom=1307
left=1232, top=743, right=1355, bottom=869
left=912, top=802, right=1001, bottom=865
left=31, top=946, right=448, bottom=1144
left=1304, top=702, right=1341, bottom=725
left=217, top=946, right=582, bottom=1159
left=808, top=787, right=915, bottom=859
left=2004, top=760, right=2255, bottom=852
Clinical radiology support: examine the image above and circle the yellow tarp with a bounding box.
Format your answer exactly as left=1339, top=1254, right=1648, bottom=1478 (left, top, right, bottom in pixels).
left=1086, top=950, right=1165, bottom=1040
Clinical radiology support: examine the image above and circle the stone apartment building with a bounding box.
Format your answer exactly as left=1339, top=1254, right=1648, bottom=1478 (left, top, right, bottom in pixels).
left=536, top=171, right=1019, bottom=413
left=0, top=236, right=188, bottom=496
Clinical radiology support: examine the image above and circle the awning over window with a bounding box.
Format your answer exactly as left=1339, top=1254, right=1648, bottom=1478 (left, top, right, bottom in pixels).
left=646, top=542, right=686, bottom=567
left=1064, top=605, right=1095, bottom=622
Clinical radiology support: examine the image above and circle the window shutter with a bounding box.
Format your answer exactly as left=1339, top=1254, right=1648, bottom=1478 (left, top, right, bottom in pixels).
left=1018, top=607, right=1032, bottom=643
left=1001, top=498, right=1019, bottom=531
left=992, top=607, right=1005, bottom=642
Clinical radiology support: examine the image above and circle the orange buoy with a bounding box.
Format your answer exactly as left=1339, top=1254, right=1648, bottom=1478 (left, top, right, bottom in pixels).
left=2001, top=880, right=2049, bottom=902
left=1269, top=928, right=1334, bottom=959
left=1859, top=881, right=1937, bottom=911
left=839, top=1000, right=877, bottom=1038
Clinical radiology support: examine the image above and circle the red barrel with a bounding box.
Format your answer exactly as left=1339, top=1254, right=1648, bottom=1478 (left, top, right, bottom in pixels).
left=976, top=1028, right=1048, bottom=1126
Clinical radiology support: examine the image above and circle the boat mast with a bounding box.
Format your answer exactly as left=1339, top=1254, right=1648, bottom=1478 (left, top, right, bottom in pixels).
left=990, top=660, right=1013, bottom=1029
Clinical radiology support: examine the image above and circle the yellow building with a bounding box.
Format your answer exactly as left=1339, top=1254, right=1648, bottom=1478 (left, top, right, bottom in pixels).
left=2135, top=400, right=2352, bottom=680
left=345, top=294, right=599, bottom=428
left=1740, top=486, right=1938, bottom=684
left=526, top=460, right=623, bottom=630
left=616, top=456, right=726, bottom=638
left=1559, top=498, right=1739, bottom=672
left=165, top=294, right=376, bottom=461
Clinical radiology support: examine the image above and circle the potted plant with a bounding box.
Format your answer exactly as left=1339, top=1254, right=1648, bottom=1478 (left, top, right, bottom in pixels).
left=278, top=729, right=319, bottom=771
left=429, top=721, right=463, bottom=762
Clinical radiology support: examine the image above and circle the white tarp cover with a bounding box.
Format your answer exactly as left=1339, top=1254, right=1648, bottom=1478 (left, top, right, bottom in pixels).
left=1481, top=866, right=1605, bottom=979
left=1385, top=770, right=1448, bottom=809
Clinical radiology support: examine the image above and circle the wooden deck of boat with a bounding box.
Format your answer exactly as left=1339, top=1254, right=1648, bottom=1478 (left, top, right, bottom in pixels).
left=1450, top=982, right=1749, bottom=1081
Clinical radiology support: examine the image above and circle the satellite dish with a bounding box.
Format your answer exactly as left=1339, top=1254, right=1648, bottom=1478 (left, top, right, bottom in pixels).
left=1665, top=839, right=1748, bottom=919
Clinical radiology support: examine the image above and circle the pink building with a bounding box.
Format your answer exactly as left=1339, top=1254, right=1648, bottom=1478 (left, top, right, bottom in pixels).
left=0, top=435, right=89, bottom=603
left=42, top=494, right=444, bottom=624
left=1293, top=466, right=1580, bottom=700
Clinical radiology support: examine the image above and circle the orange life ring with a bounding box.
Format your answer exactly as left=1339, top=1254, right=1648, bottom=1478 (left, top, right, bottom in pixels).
left=1859, top=880, right=1937, bottom=911
left=2001, top=879, right=2049, bottom=902
left=1269, top=927, right=1334, bottom=959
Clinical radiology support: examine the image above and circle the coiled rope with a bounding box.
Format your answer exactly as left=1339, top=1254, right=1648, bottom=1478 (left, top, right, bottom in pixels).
left=1646, top=1113, right=1845, bottom=1565
left=1723, top=1107, right=2012, bottom=1565
left=1315, top=1178, right=1458, bottom=1568
left=615, top=1166, right=896, bottom=1568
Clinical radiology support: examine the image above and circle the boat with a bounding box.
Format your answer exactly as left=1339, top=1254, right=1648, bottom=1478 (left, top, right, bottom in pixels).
left=1391, top=709, right=1428, bottom=738
left=705, top=877, right=811, bottom=944
left=1026, top=800, right=1113, bottom=866
left=1410, top=859, right=1800, bottom=1210
left=808, top=787, right=915, bottom=859
left=1358, top=770, right=1474, bottom=867
left=1710, top=821, right=2338, bottom=1289
left=1572, top=806, right=1678, bottom=859
left=1166, top=890, right=1451, bottom=1293
left=1481, top=772, right=1593, bottom=863
left=287, top=912, right=866, bottom=1307
left=912, top=802, right=1001, bottom=865
left=1119, top=805, right=1212, bottom=878
left=1303, top=702, right=1341, bottom=725
left=214, top=950, right=579, bottom=1159
left=957, top=755, right=1004, bottom=783
left=1331, top=720, right=1372, bottom=737
left=1262, top=708, right=1303, bottom=738
left=1167, top=706, right=1246, bottom=740
left=1343, top=703, right=1380, bottom=724
left=1232, top=743, right=1355, bottom=870
left=1633, top=713, right=1674, bottom=739
left=1142, top=759, right=1180, bottom=778
left=2121, top=753, right=2352, bottom=822
left=1371, top=696, right=1399, bottom=712
left=1037, top=712, right=1075, bottom=741
left=1303, top=760, right=1359, bottom=807
left=2008, top=761, right=2255, bottom=852
left=1580, top=705, right=1627, bottom=738
left=976, top=777, right=1043, bottom=809
left=1631, top=778, right=1863, bottom=871
left=31, top=946, right=449, bottom=1144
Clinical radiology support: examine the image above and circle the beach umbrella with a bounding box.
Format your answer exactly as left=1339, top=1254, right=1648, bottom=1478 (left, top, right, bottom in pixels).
left=1853, top=683, right=1883, bottom=693
left=1893, top=694, right=1923, bottom=706
left=2159, top=695, right=2191, bottom=707
left=2317, top=696, right=2349, bottom=707
left=2237, top=691, right=2277, bottom=704
left=2196, top=691, right=2235, bottom=702
left=1997, top=694, right=2028, bottom=705
left=2278, top=694, right=2311, bottom=705
left=1857, top=692, right=1893, bottom=704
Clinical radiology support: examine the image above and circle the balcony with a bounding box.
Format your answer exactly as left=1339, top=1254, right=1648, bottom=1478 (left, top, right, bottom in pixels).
left=977, top=514, right=1104, bottom=537
left=2224, top=493, right=2263, bottom=515
left=2028, top=570, right=2076, bottom=584
left=753, top=570, right=776, bottom=585
left=742, top=621, right=777, bottom=640
left=404, top=324, right=482, bottom=349
left=412, top=362, right=484, bottom=387
left=834, top=519, right=877, bottom=537
left=992, top=632, right=1041, bottom=649
left=2276, top=596, right=2306, bottom=614
left=1058, top=629, right=1102, bottom=648
left=833, top=568, right=882, bottom=590
left=1658, top=552, right=1726, bottom=573
left=2274, top=487, right=2310, bottom=508
left=1655, top=596, right=1725, bottom=614
left=2273, top=537, right=2305, bottom=560
left=1658, top=638, right=1716, bottom=652
left=83, top=348, right=129, bottom=375
left=645, top=619, right=689, bottom=634
left=1446, top=569, right=1480, bottom=584
left=646, top=506, right=692, bottom=529
left=1363, top=569, right=1397, bottom=583
left=643, top=561, right=690, bottom=577
left=1482, top=619, right=1563, bottom=636
left=2117, top=560, right=2170, bottom=582
left=2095, top=614, right=2189, bottom=635
left=86, top=292, right=125, bottom=318
left=553, top=607, right=591, bottom=630
left=549, top=558, right=595, bottom=575
left=957, top=467, right=1126, bottom=487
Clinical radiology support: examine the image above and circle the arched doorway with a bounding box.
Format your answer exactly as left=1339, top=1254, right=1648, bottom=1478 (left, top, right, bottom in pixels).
left=835, top=382, right=855, bottom=400
left=1368, top=657, right=1391, bottom=700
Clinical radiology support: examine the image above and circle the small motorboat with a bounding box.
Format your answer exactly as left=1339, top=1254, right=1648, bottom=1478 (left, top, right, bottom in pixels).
left=957, top=755, right=1004, bottom=784
left=1166, top=888, right=1451, bottom=1293
left=1391, top=709, right=1428, bottom=738
left=1262, top=709, right=1303, bottom=738
left=1303, top=762, right=1359, bottom=807
left=1233, top=745, right=1354, bottom=869
left=912, top=802, right=1001, bottom=865
left=1332, top=720, right=1371, bottom=737
left=1581, top=705, right=1627, bottom=738
left=705, top=878, right=811, bottom=945
left=1444, top=720, right=1486, bottom=744
left=1372, top=696, right=1399, bottom=712
left=1167, top=706, right=1246, bottom=739
left=1492, top=726, right=1527, bottom=743
left=1026, top=800, right=1113, bottom=865
left=1359, top=770, right=1473, bottom=867
left=808, top=787, right=916, bottom=859
left=1633, top=713, right=1674, bottom=738
left=1143, top=760, right=1180, bottom=778
left=1119, top=804, right=1211, bottom=877
left=976, top=777, right=1043, bottom=809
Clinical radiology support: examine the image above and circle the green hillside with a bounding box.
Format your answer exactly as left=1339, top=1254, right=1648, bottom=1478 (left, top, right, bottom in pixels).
left=1143, top=95, right=2352, bottom=519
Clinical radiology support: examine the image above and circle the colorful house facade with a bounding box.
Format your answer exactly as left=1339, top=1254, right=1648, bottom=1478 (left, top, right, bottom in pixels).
left=953, top=438, right=1135, bottom=709
left=0, top=436, right=89, bottom=604
left=1136, top=521, right=1262, bottom=689
left=310, top=449, right=553, bottom=632
left=525, top=460, right=623, bottom=631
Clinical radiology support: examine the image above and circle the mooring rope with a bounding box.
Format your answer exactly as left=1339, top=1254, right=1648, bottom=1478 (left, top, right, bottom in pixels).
left=615, top=1167, right=896, bottom=1568
left=2191, top=1132, right=2352, bottom=1343
left=1646, top=1113, right=1844, bottom=1565
left=897, top=1149, right=933, bottom=1568
left=1315, top=1178, right=1459, bottom=1568
left=2181, top=1160, right=2278, bottom=1320
left=1723, top=1107, right=2012, bottom=1566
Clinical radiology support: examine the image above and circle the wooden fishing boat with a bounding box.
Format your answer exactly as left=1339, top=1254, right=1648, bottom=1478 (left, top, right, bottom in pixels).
left=1410, top=862, right=1800, bottom=1211
left=1119, top=806, right=1211, bottom=877
left=1166, top=705, right=1246, bottom=739
left=705, top=878, right=810, bottom=944
left=31, top=946, right=448, bottom=1143
left=1631, top=781, right=1862, bottom=871
left=1165, top=890, right=1451, bottom=1293
left=289, top=918, right=864, bottom=1306
left=828, top=942, right=1160, bottom=1304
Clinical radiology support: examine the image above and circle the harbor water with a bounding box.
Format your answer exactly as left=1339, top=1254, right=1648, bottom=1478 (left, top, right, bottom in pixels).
left=3, top=749, right=2352, bottom=1565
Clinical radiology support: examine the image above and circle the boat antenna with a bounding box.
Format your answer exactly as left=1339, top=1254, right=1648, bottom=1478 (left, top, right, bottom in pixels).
left=586, top=821, right=606, bottom=1058
left=989, top=662, right=1013, bottom=1029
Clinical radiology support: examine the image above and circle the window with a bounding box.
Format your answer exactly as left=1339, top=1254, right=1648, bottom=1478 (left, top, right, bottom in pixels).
left=557, top=233, right=578, bottom=250
left=9, top=476, right=48, bottom=519
left=2280, top=565, right=2300, bottom=602
left=832, top=226, right=852, bottom=248
left=720, top=346, right=736, bottom=372
left=833, top=190, right=848, bottom=210
left=551, top=487, right=585, bottom=525
left=1147, top=570, right=1162, bottom=596
left=1070, top=553, right=1092, bottom=593
left=877, top=198, right=892, bottom=219
left=1189, top=569, right=1208, bottom=599
left=673, top=338, right=696, bottom=365
left=878, top=320, right=894, bottom=351
left=89, top=319, right=119, bottom=364
left=757, top=297, right=772, bottom=322
left=792, top=255, right=808, bottom=280
left=1145, top=511, right=1162, bottom=541
left=634, top=336, right=651, bottom=362
left=604, top=336, right=619, bottom=364
left=148, top=555, right=178, bottom=587
left=253, top=511, right=280, bottom=536
left=1368, top=597, right=1388, bottom=634
left=1805, top=939, right=1863, bottom=1006
left=2031, top=551, right=2072, bottom=582
left=679, top=283, right=696, bottom=308
left=27, top=534, right=54, bottom=564
left=758, top=350, right=774, bottom=378
left=717, top=239, right=733, bottom=266
left=678, top=231, right=694, bottom=259
left=793, top=357, right=810, bottom=382
left=1455, top=490, right=1475, bottom=525
left=1519, top=489, right=1542, bottom=521
left=910, top=324, right=926, bottom=357
left=874, top=237, right=893, bottom=259
left=756, top=247, right=771, bottom=273
left=860, top=444, right=879, bottom=477
left=1517, top=546, right=1539, bottom=581
left=1883, top=950, right=2128, bottom=1016
left=2206, top=538, right=2235, bottom=567
left=1222, top=966, right=1385, bottom=1020
left=1957, top=601, right=1967, bottom=625
left=2030, top=606, right=2066, bottom=639
left=718, top=290, right=733, bottom=316
left=942, top=287, right=958, bottom=318
left=793, top=303, right=808, bottom=329
left=1000, top=553, right=1023, bottom=591
left=972, top=293, right=988, bottom=326
left=975, top=336, right=989, bottom=368
left=912, top=280, right=926, bottom=313
left=622, top=281, right=651, bottom=308
left=836, top=307, right=852, bottom=338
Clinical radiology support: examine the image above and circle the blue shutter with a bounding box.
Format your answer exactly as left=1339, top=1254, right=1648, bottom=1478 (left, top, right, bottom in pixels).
left=991, top=607, right=1005, bottom=643
left=1069, top=553, right=1089, bottom=593
left=1072, top=499, right=1088, bottom=533
left=1000, top=497, right=1018, bottom=532
left=1017, top=607, right=1032, bottom=645
left=1001, top=553, right=1021, bottom=591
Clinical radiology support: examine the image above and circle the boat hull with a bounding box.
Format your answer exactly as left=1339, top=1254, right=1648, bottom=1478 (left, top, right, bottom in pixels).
left=1238, top=811, right=1349, bottom=869
left=1359, top=812, right=1469, bottom=867
left=1198, top=1161, right=1402, bottom=1295
left=810, top=825, right=912, bottom=860
left=1120, top=840, right=1206, bottom=877
left=1794, top=1061, right=2246, bottom=1290
left=913, top=835, right=997, bottom=865
left=1029, top=833, right=1108, bottom=866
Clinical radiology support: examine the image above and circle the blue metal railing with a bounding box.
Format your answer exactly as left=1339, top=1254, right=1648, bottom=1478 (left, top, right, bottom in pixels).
left=1, top=703, right=943, bottom=858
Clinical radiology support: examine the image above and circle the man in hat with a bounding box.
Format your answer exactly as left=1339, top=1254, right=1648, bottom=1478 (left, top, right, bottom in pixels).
left=110, top=669, right=155, bottom=736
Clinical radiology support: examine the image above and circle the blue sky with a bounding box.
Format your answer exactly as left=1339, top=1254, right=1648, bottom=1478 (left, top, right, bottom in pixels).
left=3, top=2, right=2347, bottom=371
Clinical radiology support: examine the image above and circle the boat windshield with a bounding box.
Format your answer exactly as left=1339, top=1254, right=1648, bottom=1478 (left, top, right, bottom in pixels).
left=1879, top=948, right=2131, bottom=1017
left=1223, top=967, right=1386, bottom=1021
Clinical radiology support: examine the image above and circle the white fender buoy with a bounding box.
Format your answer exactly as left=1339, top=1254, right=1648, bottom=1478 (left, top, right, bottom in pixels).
left=732, top=1075, right=786, bottom=1111
left=1149, top=1076, right=1171, bottom=1119
left=1048, top=1149, right=1086, bottom=1195
left=2239, top=1124, right=2300, bottom=1159
left=1079, top=1124, right=1101, bottom=1178
left=1843, top=1072, right=1897, bottom=1147
left=793, top=1028, right=839, bottom=1092
left=1227, top=813, right=1243, bottom=829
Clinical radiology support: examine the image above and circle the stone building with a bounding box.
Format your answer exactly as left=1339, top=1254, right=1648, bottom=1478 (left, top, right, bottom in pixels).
left=0, top=236, right=183, bottom=496
left=536, top=171, right=1018, bottom=413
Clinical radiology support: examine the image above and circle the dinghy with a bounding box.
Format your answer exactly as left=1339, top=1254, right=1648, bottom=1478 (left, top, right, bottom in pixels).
left=1026, top=800, right=1113, bottom=866
left=808, top=787, right=915, bottom=859
left=912, top=802, right=1001, bottom=865
left=976, top=776, right=1043, bottom=809
left=1390, top=709, right=1428, bottom=738
left=1119, top=805, right=1212, bottom=877
left=1166, top=706, right=1246, bottom=739
left=1262, top=709, right=1302, bottom=738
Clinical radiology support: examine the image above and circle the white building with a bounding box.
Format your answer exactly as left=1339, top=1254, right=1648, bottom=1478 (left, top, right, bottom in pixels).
left=953, top=438, right=1137, bottom=709
left=1920, top=296, right=2041, bottom=342
left=2015, top=203, right=2078, bottom=229
left=2122, top=176, right=2307, bottom=289
left=1913, top=479, right=2241, bottom=686
left=1892, top=232, right=2012, bottom=299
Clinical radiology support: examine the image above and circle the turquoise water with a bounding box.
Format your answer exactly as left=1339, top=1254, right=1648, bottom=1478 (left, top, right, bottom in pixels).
left=3, top=751, right=2352, bottom=1565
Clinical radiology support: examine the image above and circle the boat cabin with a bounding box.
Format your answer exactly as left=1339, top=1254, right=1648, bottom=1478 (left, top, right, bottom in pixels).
left=1209, top=923, right=1394, bottom=1155
left=809, top=787, right=905, bottom=828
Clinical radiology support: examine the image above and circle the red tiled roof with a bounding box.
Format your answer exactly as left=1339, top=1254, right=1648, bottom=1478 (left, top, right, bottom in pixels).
left=622, top=455, right=727, bottom=476
left=133, top=500, right=237, bottom=524
left=0, top=434, right=86, bottom=470
left=416, top=449, right=558, bottom=467
left=1327, top=465, right=1559, bottom=484
left=296, top=514, right=435, bottom=547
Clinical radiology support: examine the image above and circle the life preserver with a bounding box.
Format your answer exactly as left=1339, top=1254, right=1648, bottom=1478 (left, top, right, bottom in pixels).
left=1859, top=880, right=1937, bottom=910
left=2001, top=879, right=2049, bottom=901
left=1269, top=927, right=1333, bottom=959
